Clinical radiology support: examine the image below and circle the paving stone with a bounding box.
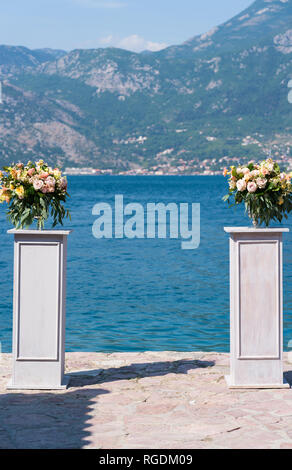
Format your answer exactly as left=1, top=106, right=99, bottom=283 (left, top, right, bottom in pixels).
left=0, top=352, right=292, bottom=449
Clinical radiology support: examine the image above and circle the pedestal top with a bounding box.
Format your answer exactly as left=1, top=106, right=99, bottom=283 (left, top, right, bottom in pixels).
left=7, top=229, right=72, bottom=235
left=224, top=227, right=289, bottom=233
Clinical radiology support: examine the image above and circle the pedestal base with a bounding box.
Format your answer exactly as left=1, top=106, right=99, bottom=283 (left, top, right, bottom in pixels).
left=225, top=375, right=290, bottom=389
left=6, top=375, right=70, bottom=391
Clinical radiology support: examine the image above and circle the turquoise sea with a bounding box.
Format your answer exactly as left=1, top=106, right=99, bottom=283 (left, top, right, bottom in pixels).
left=1, top=175, right=292, bottom=352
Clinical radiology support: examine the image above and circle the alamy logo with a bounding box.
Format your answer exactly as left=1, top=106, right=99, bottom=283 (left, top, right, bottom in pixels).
left=92, top=195, right=200, bottom=250
left=288, top=80, right=292, bottom=104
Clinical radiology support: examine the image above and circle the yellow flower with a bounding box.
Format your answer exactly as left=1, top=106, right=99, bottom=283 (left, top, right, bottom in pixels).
left=0, top=188, right=11, bottom=203
left=15, top=185, right=24, bottom=199
left=10, top=169, right=17, bottom=179
left=10, top=184, right=15, bottom=190
left=278, top=197, right=284, bottom=205
left=53, top=168, right=61, bottom=178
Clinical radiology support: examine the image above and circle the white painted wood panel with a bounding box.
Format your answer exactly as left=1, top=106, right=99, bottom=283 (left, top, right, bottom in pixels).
left=17, top=242, right=60, bottom=360
left=238, top=241, right=279, bottom=359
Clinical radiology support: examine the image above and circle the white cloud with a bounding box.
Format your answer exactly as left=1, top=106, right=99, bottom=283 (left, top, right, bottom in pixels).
left=99, top=34, right=168, bottom=52
left=71, top=0, right=127, bottom=8
left=99, top=35, right=115, bottom=45
left=143, top=40, right=168, bottom=52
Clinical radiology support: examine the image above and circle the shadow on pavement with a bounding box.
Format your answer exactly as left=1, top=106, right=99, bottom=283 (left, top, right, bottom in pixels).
left=68, top=358, right=215, bottom=388
left=0, top=388, right=109, bottom=449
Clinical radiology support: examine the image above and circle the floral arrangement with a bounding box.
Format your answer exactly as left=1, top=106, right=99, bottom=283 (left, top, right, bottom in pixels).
left=0, top=160, right=70, bottom=229
left=223, top=157, right=292, bottom=226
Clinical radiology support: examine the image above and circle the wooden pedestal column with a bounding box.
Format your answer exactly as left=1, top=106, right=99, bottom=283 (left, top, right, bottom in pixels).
left=224, top=227, right=289, bottom=389
left=7, top=229, right=71, bottom=390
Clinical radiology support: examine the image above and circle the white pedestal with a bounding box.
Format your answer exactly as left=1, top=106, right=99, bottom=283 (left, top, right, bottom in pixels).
left=7, top=229, right=71, bottom=390
left=224, top=227, right=290, bottom=389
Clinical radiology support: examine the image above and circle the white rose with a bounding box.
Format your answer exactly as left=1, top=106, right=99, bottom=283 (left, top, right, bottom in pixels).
left=33, top=179, right=44, bottom=191
left=236, top=179, right=247, bottom=192
left=267, top=163, right=274, bottom=172
left=46, top=176, right=55, bottom=186
left=256, top=177, right=267, bottom=189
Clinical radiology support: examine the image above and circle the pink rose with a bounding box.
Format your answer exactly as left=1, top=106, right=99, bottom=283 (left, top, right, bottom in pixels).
left=27, top=168, right=35, bottom=177
left=39, top=172, right=49, bottom=179
left=58, top=177, right=67, bottom=191
left=45, top=176, right=55, bottom=193
left=247, top=181, right=257, bottom=193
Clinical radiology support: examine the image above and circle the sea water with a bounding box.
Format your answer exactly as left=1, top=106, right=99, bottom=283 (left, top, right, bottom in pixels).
left=1, top=176, right=292, bottom=352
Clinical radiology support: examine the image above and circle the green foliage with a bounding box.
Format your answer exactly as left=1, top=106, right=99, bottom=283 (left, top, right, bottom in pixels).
left=224, top=189, right=292, bottom=226
left=7, top=192, right=71, bottom=230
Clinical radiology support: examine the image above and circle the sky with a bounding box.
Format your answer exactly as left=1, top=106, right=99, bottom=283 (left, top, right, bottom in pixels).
left=0, top=0, right=254, bottom=52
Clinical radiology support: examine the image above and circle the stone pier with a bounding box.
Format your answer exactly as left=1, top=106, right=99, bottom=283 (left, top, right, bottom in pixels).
left=0, top=352, right=292, bottom=449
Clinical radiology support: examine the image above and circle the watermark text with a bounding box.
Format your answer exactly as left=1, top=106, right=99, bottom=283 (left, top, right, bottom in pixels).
left=92, top=195, right=200, bottom=250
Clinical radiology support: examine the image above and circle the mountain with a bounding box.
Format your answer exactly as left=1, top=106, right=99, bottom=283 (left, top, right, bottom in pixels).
left=0, top=0, right=291, bottom=172
left=32, top=48, right=67, bottom=61
left=164, top=0, right=292, bottom=57
left=0, top=45, right=66, bottom=74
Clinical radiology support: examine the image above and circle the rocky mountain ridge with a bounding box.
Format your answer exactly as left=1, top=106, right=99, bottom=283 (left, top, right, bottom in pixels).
left=0, top=0, right=291, bottom=172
